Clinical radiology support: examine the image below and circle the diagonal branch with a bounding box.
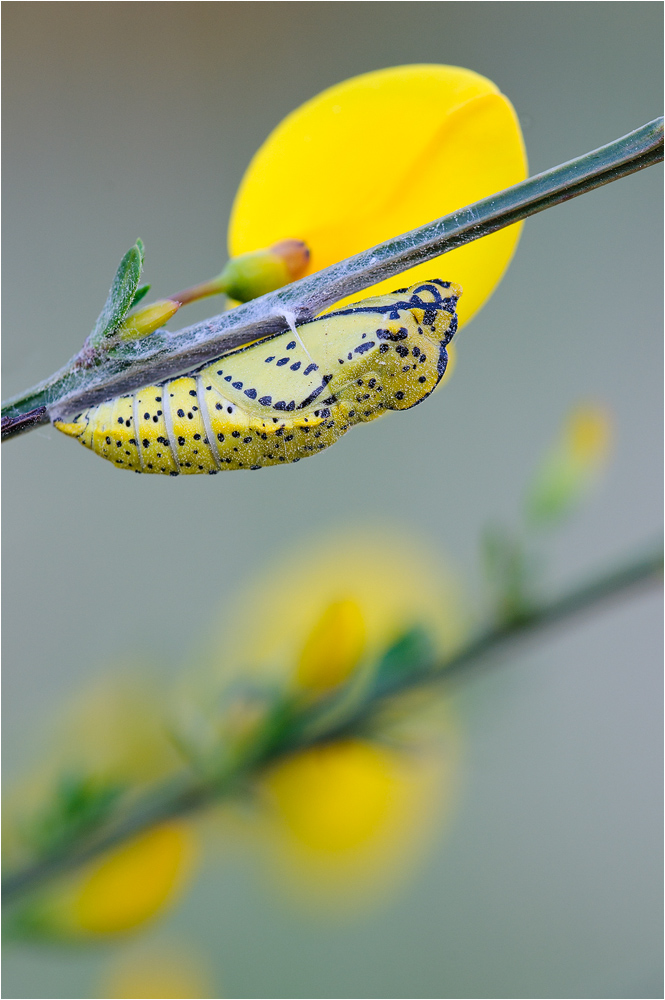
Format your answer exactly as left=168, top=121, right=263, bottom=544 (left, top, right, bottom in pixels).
left=2, top=117, right=662, bottom=440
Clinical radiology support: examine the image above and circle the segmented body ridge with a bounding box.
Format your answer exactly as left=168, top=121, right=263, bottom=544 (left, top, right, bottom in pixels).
left=55, top=280, right=461, bottom=474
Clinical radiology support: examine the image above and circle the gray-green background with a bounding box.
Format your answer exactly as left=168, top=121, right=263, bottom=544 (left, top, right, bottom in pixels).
left=3, top=4, right=662, bottom=998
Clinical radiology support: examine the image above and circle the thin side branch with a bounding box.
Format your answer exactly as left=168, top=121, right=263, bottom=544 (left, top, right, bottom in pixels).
left=2, top=118, right=662, bottom=438
left=3, top=545, right=661, bottom=905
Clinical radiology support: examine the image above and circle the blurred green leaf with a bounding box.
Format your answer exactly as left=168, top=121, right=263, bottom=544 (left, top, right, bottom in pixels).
left=525, top=454, right=585, bottom=526
left=24, top=774, right=124, bottom=858
left=2, top=903, right=58, bottom=943
left=374, top=627, right=437, bottom=692
left=481, top=524, right=536, bottom=625
left=525, top=404, right=612, bottom=529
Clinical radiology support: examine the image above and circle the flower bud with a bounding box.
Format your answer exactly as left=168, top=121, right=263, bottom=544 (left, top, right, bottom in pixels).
left=526, top=403, right=612, bottom=526
left=567, top=404, right=611, bottom=466
left=118, top=299, right=181, bottom=340
left=220, top=239, right=310, bottom=302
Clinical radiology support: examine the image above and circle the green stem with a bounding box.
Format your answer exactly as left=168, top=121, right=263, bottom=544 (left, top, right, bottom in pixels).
left=3, top=545, right=660, bottom=905
left=169, top=275, right=228, bottom=307
left=2, top=118, right=662, bottom=439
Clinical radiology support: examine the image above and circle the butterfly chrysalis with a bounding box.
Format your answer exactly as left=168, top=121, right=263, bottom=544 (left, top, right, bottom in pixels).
left=55, top=280, right=460, bottom=474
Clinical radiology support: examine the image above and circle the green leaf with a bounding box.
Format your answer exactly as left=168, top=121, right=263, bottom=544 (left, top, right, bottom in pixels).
left=525, top=455, right=583, bottom=526
left=481, top=524, right=536, bottom=625
left=89, top=239, right=145, bottom=344
left=2, top=903, right=59, bottom=943
left=374, top=626, right=436, bottom=691
left=524, top=405, right=611, bottom=529
left=130, top=283, right=151, bottom=310
left=25, top=773, right=124, bottom=858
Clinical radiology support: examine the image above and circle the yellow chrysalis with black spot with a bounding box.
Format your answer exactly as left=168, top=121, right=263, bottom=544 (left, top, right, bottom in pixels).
left=55, top=280, right=460, bottom=475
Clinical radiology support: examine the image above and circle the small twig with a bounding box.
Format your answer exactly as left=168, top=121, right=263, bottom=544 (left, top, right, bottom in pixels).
left=2, top=117, right=662, bottom=438
left=2, top=545, right=661, bottom=905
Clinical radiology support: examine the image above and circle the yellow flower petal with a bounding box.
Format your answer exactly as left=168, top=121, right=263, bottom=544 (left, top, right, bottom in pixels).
left=229, top=64, right=527, bottom=327
left=259, top=735, right=456, bottom=906
left=100, top=944, right=214, bottom=999
left=12, top=823, right=196, bottom=940
left=296, top=598, right=367, bottom=692
left=67, top=823, right=196, bottom=936
left=266, top=740, right=411, bottom=853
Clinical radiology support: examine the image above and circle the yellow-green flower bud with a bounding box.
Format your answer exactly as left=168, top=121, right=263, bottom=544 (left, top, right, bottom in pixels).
left=118, top=299, right=181, bottom=341
left=526, top=404, right=612, bottom=526
left=219, top=239, right=309, bottom=302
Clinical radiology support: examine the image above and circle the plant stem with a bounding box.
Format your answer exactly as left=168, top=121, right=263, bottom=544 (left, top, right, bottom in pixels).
left=2, top=117, right=662, bottom=439
left=3, top=544, right=660, bottom=905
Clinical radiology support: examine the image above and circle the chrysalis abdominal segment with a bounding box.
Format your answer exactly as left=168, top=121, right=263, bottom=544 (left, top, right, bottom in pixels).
left=55, top=280, right=461, bottom=474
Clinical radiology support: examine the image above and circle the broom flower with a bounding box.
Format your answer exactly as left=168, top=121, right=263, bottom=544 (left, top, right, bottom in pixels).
left=229, top=64, right=527, bottom=329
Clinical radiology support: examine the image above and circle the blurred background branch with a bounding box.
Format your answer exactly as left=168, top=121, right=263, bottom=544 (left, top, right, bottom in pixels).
left=3, top=542, right=661, bottom=908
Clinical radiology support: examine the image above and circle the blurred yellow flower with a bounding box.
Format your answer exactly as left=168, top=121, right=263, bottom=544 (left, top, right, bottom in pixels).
left=259, top=735, right=456, bottom=906
left=31, top=822, right=196, bottom=938
left=296, top=598, right=367, bottom=692
left=566, top=404, right=612, bottom=466
left=3, top=671, right=183, bottom=874
left=209, top=526, right=467, bottom=694
left=267, top=739, right=420, bottom=852
left=229, top=64, right=527, bottom=329
left=73, top=823, right=195, bottom=934
left=526, top=403, right=613, bottom=526
left=198, top=525, right=464, bottom=905
left=100, top=943, right=214, bottom=999
left=60, top=671, right=183, bottom=786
